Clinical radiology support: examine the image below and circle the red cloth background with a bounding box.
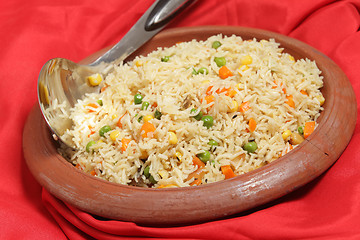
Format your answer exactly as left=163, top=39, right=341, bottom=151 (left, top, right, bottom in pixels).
left=1, top=0, right=360, bottom=239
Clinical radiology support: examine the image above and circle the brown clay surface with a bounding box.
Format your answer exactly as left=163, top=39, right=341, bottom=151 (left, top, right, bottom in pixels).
left=23, top=26, right=357, bottom=225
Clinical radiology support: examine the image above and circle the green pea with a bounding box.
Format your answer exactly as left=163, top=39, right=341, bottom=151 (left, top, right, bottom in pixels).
left=134, top=94, right=143, bottom=104
left=214, top=57, right=226, bottom=67
left=197, top=67, right=209, bottom=75
left=97, top=99, right=103, bottom=106
left=154, top=109, right=162, bottom=120
left=143, top=166, right=150, bottom=178
left=85, top=140, right=96, bottom=153
left=141, top=101, right=149, bottom=110
left=208, top=139, right=219, bottom=146
left=197, top=150, right=211, bottom=163
left=190, top=108, right=203, bottom=121
left=298, top=126, right=304, bottom=135
left=161, top=56, right=170, bottom=62
left=212, top=41, right=222, bottom=49
left=201, top=115, right=214, bottom=129
left=243, top=141, right=258, bottom=153
left=99, top=125, right=111, bottom=137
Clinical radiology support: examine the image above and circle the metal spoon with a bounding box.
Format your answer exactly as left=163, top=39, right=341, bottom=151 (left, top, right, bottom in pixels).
left=38, top=0, right=195, bottom=149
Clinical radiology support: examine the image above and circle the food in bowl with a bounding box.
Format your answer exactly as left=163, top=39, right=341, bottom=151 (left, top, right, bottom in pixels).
left=57, top=34, right=324, bottom=188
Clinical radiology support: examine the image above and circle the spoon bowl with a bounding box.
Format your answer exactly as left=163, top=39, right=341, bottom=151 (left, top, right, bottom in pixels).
left=37, top=0, right=195, bottom=148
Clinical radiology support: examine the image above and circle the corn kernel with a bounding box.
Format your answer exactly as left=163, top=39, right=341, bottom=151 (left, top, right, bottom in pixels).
left=282, top=130, right=292, bottom=140
left=175, top=151, right=182, bottom=162
left=135, top=60, right=143, bottom=67
left=110, top=130, right=120, bottom=141
left=143, top=115, right=154, bottom=122
left=315, top=95, right=325, bottom=106
left=92, top=140, right=103, bottom=150
left=112, top=114, right=118, bottom=120
left=235, top=83, right=242, bottom=90
left=158, top=170, right=169, bottom=179
left=288, top=55, right=295, bottom=62
left=202, top=80, right=210, bottom=85
left=228, top=100, right=238, bottom=113
left=168, top=131, right=178, bottom=144
left=240, top=55, right=253, bottom=65
left=87, top=73, right=102, bottom=86
left=237, top=65, right=249, bottom=75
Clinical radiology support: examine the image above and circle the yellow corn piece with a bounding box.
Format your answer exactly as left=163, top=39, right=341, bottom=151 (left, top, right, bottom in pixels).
left=93, top=140, right=104, bottom=150
left=158, top=170, right=169, bottom=179
left=288, top=55, right=295, bottom=62
left=110, top=130, right=120, bottom=141
left=282, top=130, right=292, bottom=140
left=143, top=115, right=154, bottom=122
left=235, top=83, right=242, bottom=90
left=175, top=151, right=182, bottom=162
left=240, top=55, right=253, bottom=65
left=237, top=65, right=249, bottom=75
left=315, top=95, right=325, bottom=106
left=112, top=114, right=118, bottom=120
left=202, top=80, right=210, bottom=85
left=87, top=73, right=102, bottom=86
left=168, top=131, right=178, bottom=145
left=135, top=60, right=143, bottom=67
left=228, top=100, right=238, bottom=113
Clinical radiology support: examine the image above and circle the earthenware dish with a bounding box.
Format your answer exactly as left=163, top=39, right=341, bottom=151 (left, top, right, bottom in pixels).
left=23, top=26, right=357, bottom=225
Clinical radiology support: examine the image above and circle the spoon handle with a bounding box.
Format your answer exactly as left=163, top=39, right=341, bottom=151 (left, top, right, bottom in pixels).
left=90, top=0, right=195, bottom=66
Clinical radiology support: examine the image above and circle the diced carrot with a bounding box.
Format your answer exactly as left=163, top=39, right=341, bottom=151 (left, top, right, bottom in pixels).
left=140, top=121, right=156, bottom=138
left=121, top=138, right=132, bottom=152
left=216, top=87, right=228, bottom=94
left=206, top=86, right=213, bottom=95
left=248, top=118, right=257, bottom=132
left=300, top=90, right=308, bottom=96
left=221, top=165, right=236, bottom=179
left=239, top=101, right=250, bottom=112
left=152, top=102, right=158, bottom=108
left=187, top=167, right=205, bottom=186
left=100, top=85, right=108, bottom=92
left=304, top=121, right=316, bottom=139
left=204, top=94, right=215, bottom=104
left=207, top=86, right=227, bottom=95
left=90, top=170, right=97, bottom=176
left=192, top=156, right=205, bottom=168
left=279, top=143, right=293, bottom=157
left=286, top=95, right=295, bottom=108
left=206, top=86, right=236, bottom=98
left=116, top=113, right=126, bottom=128
left=86, top=103, right=99, bottom=112
left=272, top=80, right=286, bottom=94
left=189, top=176, right=202, bottom=186
left=87, top=125, right=95, bottom=137
left=219, top=66, right=233, bottom=79
left=225, top=89, right=237, bottom=98
left=186, top=157, right=206, bottom=186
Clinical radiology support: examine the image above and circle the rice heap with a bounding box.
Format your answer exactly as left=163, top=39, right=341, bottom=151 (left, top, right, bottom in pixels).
left=59, top=34, right=325, bottom=188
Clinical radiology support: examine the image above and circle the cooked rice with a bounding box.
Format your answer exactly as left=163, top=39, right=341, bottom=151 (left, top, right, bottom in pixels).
left=58, top=34, right=324, bottom=188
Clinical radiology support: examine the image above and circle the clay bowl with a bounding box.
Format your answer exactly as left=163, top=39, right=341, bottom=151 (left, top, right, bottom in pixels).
left=23, top=26, right=357, bottom=226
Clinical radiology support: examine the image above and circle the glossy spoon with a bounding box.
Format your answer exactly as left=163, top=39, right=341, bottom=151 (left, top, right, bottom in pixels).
left=37, top=0, right=195, bottom=149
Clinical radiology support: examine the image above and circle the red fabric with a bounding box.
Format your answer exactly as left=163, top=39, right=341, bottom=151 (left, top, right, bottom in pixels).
left=1, top=0, right=360, bottom=239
